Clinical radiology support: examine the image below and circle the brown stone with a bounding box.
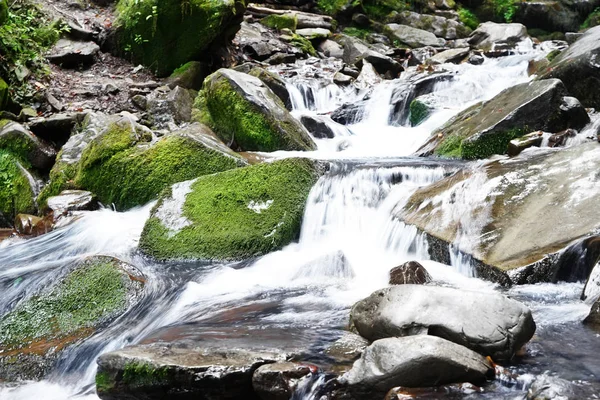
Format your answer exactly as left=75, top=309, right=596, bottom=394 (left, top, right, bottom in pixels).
left=389, top=261, right=432, bottom=285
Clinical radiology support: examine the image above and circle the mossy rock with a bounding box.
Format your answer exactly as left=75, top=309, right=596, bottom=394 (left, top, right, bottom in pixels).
left=38, top=114, right=247, bottom=210
left=115, top=0, right=246, bottom=77
left=409, top=98, right=432, bottom=127
left=0, top=256, right=144, bottom=381
left=0, top=77, right=9, bottom=110
left=0, top=150, right=37, bottom=227
left=200, top=69, right=316, bottom=152
left=139, top=158, right=325, bottom=261
left=0, top=120, right=57, bottom=171
left=417, top=79, right=589, bottom=159
left=166, top=61, right=209, bottom=90
left=260, top=14, right=298, bottom=31
left=233, top=63, right=292, bottom=110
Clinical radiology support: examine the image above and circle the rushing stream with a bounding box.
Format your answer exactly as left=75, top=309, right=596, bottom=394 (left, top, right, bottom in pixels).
left=1, top=40, right=599, bottom=399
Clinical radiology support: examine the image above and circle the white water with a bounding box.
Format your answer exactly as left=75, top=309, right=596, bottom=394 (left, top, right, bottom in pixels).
left=2, top=41, right=599, bottom=399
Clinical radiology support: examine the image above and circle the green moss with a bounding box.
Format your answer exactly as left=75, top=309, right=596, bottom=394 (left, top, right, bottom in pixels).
left=436, top=128, right=526, bottom=159
left=546, top=49, right=561, bottom=62
left=191, top=90, right=214, bottom=126
left=0, top=78, right=8, bottom=110
left=0, top=258, right=130, bottom=350
left=95, top=371, right=114, bottom=393
left=115, top=0, right=245, bottom=77
left=36, top=158, right=78, bottom=210
left=260, top=14, right=297, bottom=31
left=0, top=0, right=7, bottom=26
left=581, top=7, right=600, bottom=29
left=77, top=134, right=244, bottom=210
left=435, top=134, right=463, bottom=158
left=343, top=27, right=372, bottom=40
left=409, top=99, right=430, bottom=127
left=0, top=150, right=35, bottom=220
left=317, top=0, right=348, bottom=15
left=122, top=362, right=170, bottom=387
left=458, top=7, right=479, bottom=30
left=139, top=158, right=322, bottom=261
left=290, top=34, right=316, bottom=56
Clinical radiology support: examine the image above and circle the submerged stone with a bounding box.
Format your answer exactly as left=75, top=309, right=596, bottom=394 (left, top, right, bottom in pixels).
left=200, top=69, right=316, bottom=152
left=139, top=158, right=324, bottom=261
left=0, top=256, right=144, bottom=381
left=350, top=285, right=535, bottom=361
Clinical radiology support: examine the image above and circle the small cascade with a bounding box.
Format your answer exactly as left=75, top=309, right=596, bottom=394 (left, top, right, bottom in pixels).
left=291, top=374, right=328, bottom=400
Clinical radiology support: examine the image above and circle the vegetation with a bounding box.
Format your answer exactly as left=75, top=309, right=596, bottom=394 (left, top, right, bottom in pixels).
left=409, top=99, right=430, bottom=127
left=488, top=0, right=519, bottom=23
left=343, top=27, right=373, bottom=40
left=581, top=7, right=600, bottom=30
left=316, top=0, right=349, bottom=16
left=260, top=14, right=298, bottom=31
left=458, top=7, right=479, bottom=30
left=436, top=127, right=527, bottom=159
left=139, top=158, right=322, bottom=260
left=0, top=150, right=35, bottom=221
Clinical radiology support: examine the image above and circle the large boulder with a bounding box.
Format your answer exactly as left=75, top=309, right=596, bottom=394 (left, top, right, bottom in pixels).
left=139, top=158, right=324, bottom=261
left=400, top=142, right=600, bottom=280
left=417, top=79, right=589, bottom=159
left=0, top=150, right=38, bottom=227
left=0, top=256, right=144, bottom=381
left=199, top=69, right=316, bottom=152
left=515, top=0, right=594, bottom=33
left=468, top=22, right=529, bottom=51
left=387, top=11, right=472, bottom=39
left=538, top=25, right=600, bottom=109
left=350, top=285, right=535, bottom=361
left=114, top=0, right=245, bottom=77
left=38, top=114, right=247, bottom=210
left=0, top=120, right=57, bottom=170
left=339, top=336, right=494, bottom=397
left=385, top=24, right=446, bottom=48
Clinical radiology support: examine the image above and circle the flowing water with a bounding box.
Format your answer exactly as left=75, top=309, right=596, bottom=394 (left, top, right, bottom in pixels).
left=1, top=41, right=600, bottom=399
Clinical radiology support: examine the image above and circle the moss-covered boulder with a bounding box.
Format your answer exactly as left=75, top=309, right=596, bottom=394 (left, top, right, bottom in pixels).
left=166, top=61, right=209, bottom=91
left=417, top=79, right=590, bottom=159
left=0, top=256, right=144, bottom=381
left=234, top=63, right=292, bottom=110
left=538, top=25, right=600, bottom=109
left=0, top=120, right=57, bottom=170
left=0, top=77, right=9, bottom=110
left=199, top=69, right=316, bottom=152
left=115, top=0, right=245, bottom=77
left=38, top=113, right=247, bottom=210
left=260, top=14, right=298, bottom=31
left=139, top=158, right=324, bottom=261
left=0, top=150, right=37, bottom=227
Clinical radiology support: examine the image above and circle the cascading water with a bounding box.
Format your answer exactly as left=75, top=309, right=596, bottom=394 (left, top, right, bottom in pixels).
left=2, top=42, right=600, bottom=400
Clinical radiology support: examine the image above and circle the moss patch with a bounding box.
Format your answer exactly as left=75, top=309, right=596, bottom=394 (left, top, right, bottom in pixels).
left=581, top=7, right=600, bottom=30
left=139, top=158, right=323, bottom=261
left=115, top=0, right=245, bottom=77
left=0, top=257, right=136, bottom=352
left=289, top=34, right=316, bottom=56
left=0, top=78, right=8, bottom=110
left=436, top=128, right=527, bottom=159
left=0, top=150, right=35, bottom=221
left=409, top=99, right=430, bottom=127
left=458, top=7, right=479, bottom=30
left=260, top=14, right=297, bottom=31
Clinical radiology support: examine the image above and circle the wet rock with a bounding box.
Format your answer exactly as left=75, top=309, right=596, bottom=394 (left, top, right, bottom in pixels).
left=300, top=114, right=338, bottom=139
left=565, top=32, right=582, bottom=44
left=508, top=131, right=544, bottom=156
left=582, top=259, right=600, bottom=304
left=538, top=26, right=600, bottom=108
left=200, top=69, right=316, bottom=151
left=384, top=383, right=484, bottom=399
left=139, top=158, right=324, bottom=261
left=468, top=22, right=529, bottom=51
left=401, top=142, right=600, bottom=280
left=28, top=112, right=87, bottom=147
left=166, top=61, right=209, bottom=91
left=318, top=39, right=344, bottom=58
left=417, top=79, right=589, bottom=159
left=584, top=297, right=600, bottom=330
left=350, top=285, right=536, bottom=361
left=409, top=95, right=435, bottom=126
left=527, top=374, right=577, bottom=400
left=354, top=60, right=381, bottom=90
left=548, top=128, right=576, bottom=148
left=234, top=64, right=292, bottom=110
left=266, top=52, right=297, bottom=65
left=46, top=190, right=99, bottom=217
left=0, top=120, right=56, bottom=171
left=252, top=362, right=313, bottom=400
left=46, top=39, right=100, bottom=68
left=330, top=101, right=365, bottom=125
left=325, top=332, right=369, bottom=367
left=335, top=35, right=401, bottom=76
left=339, top=336, right=493, bottom=397
left=333, top=72, right=353, bottom=85
left=387, top=11, right=471, bottom=40
left=114, top=0, right=245, bottom=76
left=426, top=47, right=470, bottom=65
left=38, top=113, right=247, bottom=210
left=146, top=86, right=193, bottom=129
left=96, top=328, right=298, bottom=400
left=389, top=261, right=432, bottom=285
left=0, top=256, right=144, bottom=381
left=385, top=24, right=446, bottom=48
left=468, top=53, right=485, bottom=65
left=235, top=22, right=302, bottom=62
left=14, top=214, right=53, bottom=236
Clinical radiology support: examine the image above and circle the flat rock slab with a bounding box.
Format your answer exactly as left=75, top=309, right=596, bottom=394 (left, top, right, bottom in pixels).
left=350, top=285, right=535, bottom=361
left=47, top=39, right=100, bottom=68
left=340, top=336, right=493, bottom=396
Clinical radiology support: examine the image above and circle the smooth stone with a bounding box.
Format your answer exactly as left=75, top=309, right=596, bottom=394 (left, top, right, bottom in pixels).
left=46, top=39, right=100, bottom=67
left=389, top=261, right=432, bottom=285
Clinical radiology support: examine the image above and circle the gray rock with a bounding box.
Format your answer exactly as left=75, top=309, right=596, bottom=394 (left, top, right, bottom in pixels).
left=385, top=24, right=446, bottom=48
left=354, top=60, right=382, bottom=90
left=318, top=40, right=344, bottom=59
left=527, top=374, right=577, bottom=400
left=417, top=79, right=590, bottom=159
left=296, top=28, right=330, bottom=39
left=166, top=61, right=209, bottom=91
left=130, top=94, right=147, bottom=110
left=468, top=53, right=485, bottom=65
left=340, top=336, right=493, bottom=396
left=565, top=32, right=583, bottom=44
left=300, top=114, right=338, bottom=139
left=584, top=294, right=600, bottom=330
left=508, top=131, right=544, bottom=156
left=28, top=112, right=87, bottom=147
left=582, top=260, right=600, bottom=304
left=234, top=22, right=302, bottom=62
left=146, top=86, right=193, bottom=129
left=325, top=332, right=369, bottom=365
left=0, top=120, right=56, bottom=170
left=335, top=35, right=401, bottom=75
left=515, top=0, right=587, bottom=33
left=252, top=362, right=313, bottom=400
left=46, top=190, right=99, bottom=217
left=427, top=47, right=470, bottom=65
left=333, top=72, right=353, bottom=85
left=387, top=11, right=471, bottom=40
left=349, top=285, right=536, bottom=361
left=538, top=25, right=600, bottom=108
left=234, top=64, right=292, bottom=110
left=245, top=5, right=334, bottom=30
left=468, top=22, right=529, bottom=51
left=46, top=39, right=100, bottom=67
left=389, top=261, right=432, bottom=285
